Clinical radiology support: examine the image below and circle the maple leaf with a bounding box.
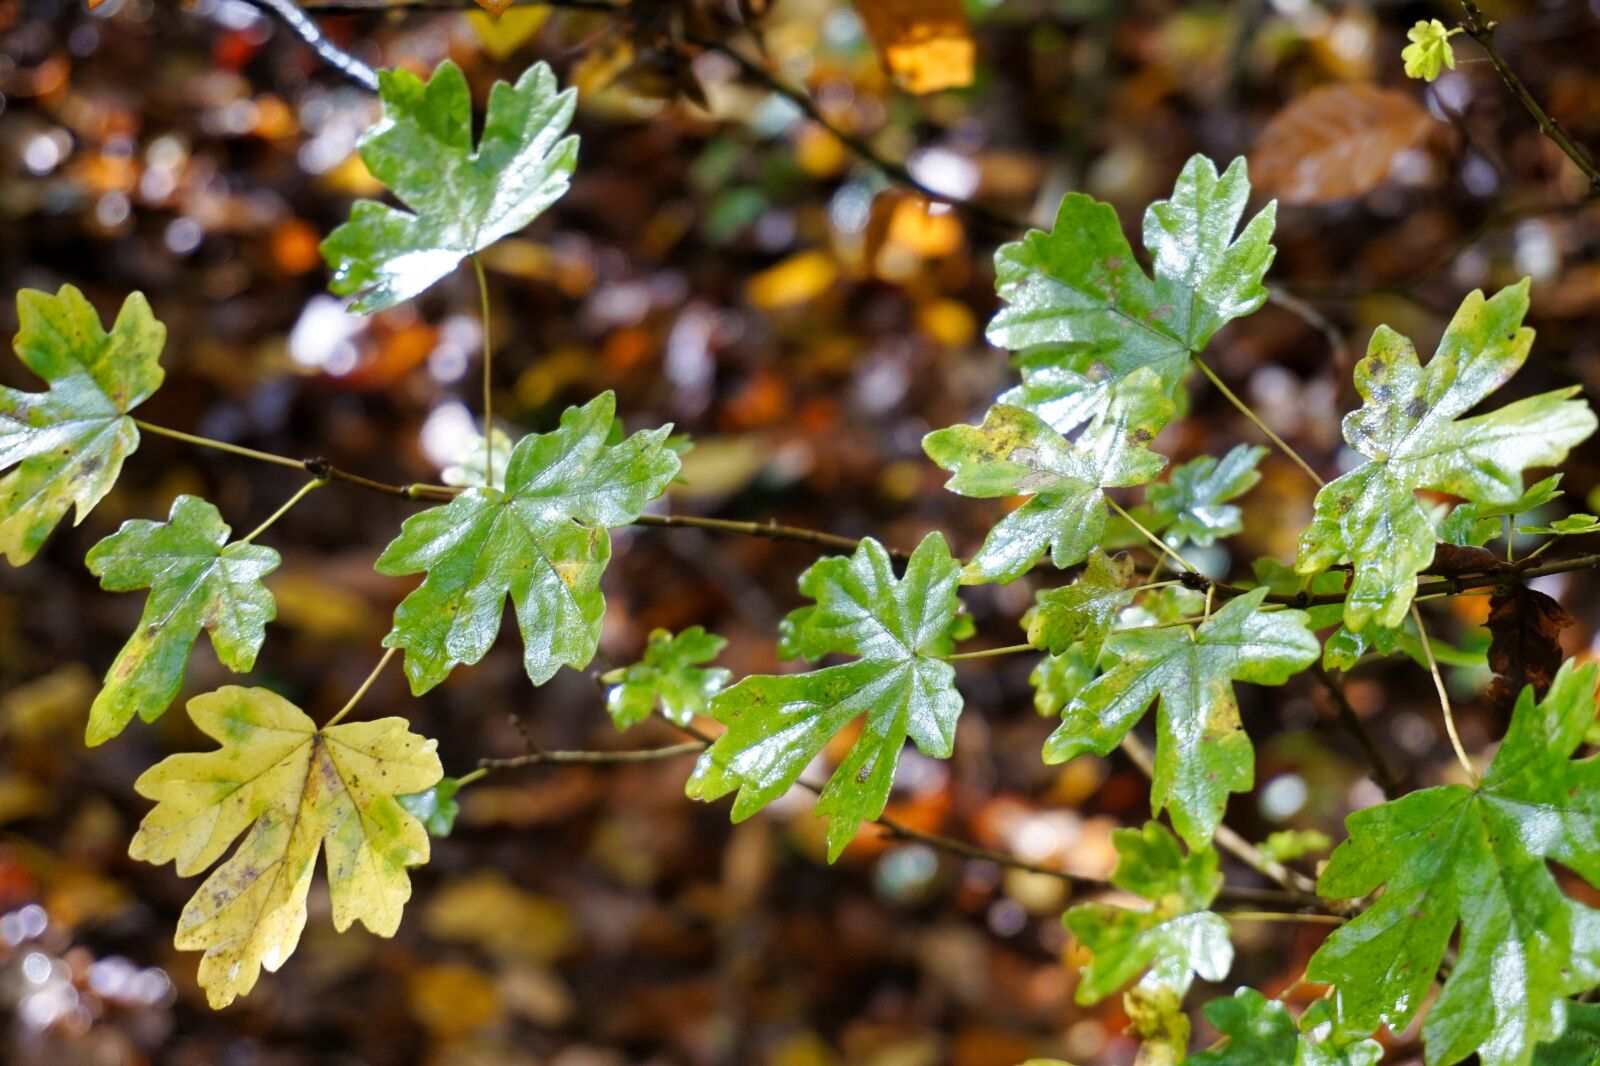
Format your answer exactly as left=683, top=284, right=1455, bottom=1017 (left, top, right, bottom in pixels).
left=1296, top=281, right=1595, bottom=632
left=1189, top=988, right=1383, bottom=1066
left=989, top=155, right=1275, bottom=434
left=1, top=286, right=165, bottom=565
left=1308, top=659, right=1600, bottom=1066
left=321, top=60, right=578, bottom=312
left=84, top=495, right=279, bottom=746
left=923, top=376, right=1171, bottom=584
left=1486, top=585, right=1575, bottom=712
left=1403, top=18, right=1462, bottom=83
left=128, top=686, right=441, bottom=1008
left=1025, top=548, right=1136, bottom=658
left=1046, top=587, right=1318, bottom=848
left=375, top=392, right=679, bottom=693
left=1064, top=821, right=1231, bottom=1003
left=686, top=534, right=963, bottom=860
left=602, top=626, right=730, bottom=730
left=1145, top=444, right=1266, bottom=548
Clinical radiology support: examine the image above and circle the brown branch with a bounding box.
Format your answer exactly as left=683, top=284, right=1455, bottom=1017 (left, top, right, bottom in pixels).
left=1312, top=662, right=1399, bottom=799
left=1459, top=1, right=1600, bottom=194
left=632, top=513, right=905, bottom=560
left=478, top=740, right=704, bottom=769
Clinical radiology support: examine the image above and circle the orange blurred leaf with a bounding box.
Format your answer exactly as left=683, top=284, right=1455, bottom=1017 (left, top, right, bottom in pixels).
left=855, top=0, right=976, bottom=95
left=1250, top=83, right=1436, bottom=204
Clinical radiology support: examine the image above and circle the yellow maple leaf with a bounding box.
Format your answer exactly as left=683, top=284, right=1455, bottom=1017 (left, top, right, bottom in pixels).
left=128, top=686, right=442, bottom=1008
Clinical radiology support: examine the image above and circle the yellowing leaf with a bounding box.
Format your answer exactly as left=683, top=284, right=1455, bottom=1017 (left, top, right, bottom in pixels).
left=855, top=0, right=976, bottom=95
left=128, top=686, right=442, bottom=1008
left=466, top=6, right=550, bottom=61
left=745, top=250, right=839, bottom=309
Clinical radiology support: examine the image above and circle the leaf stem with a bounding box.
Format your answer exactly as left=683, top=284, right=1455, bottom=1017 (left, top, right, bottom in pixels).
left=325, top=647, right=398, bottom=728
left=135, top=419, right=307, bottom=470
left=1411, top=604, right=1478, bottom=785
left=1106, top=497, right=1198, bottom=573
left=240, top=478, right=326, bottom=544
left=453, top=767, right=488, bottom=787
left=1221, top=911, right=1344, bottom=925
left=1190, top=354, right=1325, bottom=487
left=942, top=643, right=1036, bottom=662
left=472, top=254, right=495, bottom=489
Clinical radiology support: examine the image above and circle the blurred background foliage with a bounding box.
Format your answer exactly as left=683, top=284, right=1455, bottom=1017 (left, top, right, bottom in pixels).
left=1, top=0, right=1599, bottom=1062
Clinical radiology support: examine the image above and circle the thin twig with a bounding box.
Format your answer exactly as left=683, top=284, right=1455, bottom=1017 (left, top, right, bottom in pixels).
left=479, top=740, right=704, bottom=769
left=1311, top=663, right=1399, bottom=798
left=632, top=513, right=904, bottom=559
left=235, top=0, right=380, bottom=92
left=135, top=419, right=308, bottom=470
left=1221, top=911, right=1344, bottom=925
left=1190, top=353, right=1324, bottom=487
left=1459, top=1, right=1600, bottom=194
left=1411, top=604, right=1478, bottom=784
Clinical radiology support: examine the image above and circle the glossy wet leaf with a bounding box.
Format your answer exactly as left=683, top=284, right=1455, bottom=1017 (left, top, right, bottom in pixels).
left=1308, top=659, right=1600, bottom=1066
left=398, top=777, right=462, bottom=838
left=1190, top=988, right=1383, bottom=1066
left=1046, top=588, right=1318, bottom=847
left=1296, top=282, right=1596, bottom=632
left=1030, top=645, right=1096, bottom=718
left=1404, top=18, right=1460, bottom=82
left=1520, top=514, right=1600, bottom=536
left=1444, top=474, right=1564, bottom=545
left=1, top=285, right=165, bottom=566
left=321, top=60, right=578, bottom=312
left=1064, top=821, right=1230, bottom=1003
left=1533, top=1002, right=1600, bottom=1065
left=1145, top=444, right=1266, bottom=547
left=687, top=534, right=963, bottom=861
left=1026, top=549, right=1135, bottom=658
left=84, top=495, right=279, bottom=746
left=923, top=379, right=1171, bottom=584
left=603, top=626, right=730, bottom=730
left=376, top=391, right=679, bottom=693
left=988, top=155, right=1275, bottom=433
left=129, top=686, right=442, bottom=1008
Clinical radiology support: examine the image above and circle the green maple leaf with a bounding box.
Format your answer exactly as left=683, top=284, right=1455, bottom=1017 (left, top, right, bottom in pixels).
left=1534, top=1002, right=1600, bottom=1065
left=686, top=533, right=964, bottom=861
left=1064, top=821, right=1231, bottom=1003
left=1, top=286, right=165, bottom=566
left=602, top=626, right=731, bottom=730
left=1403, top=19, right=1462, bottom=82
left=1307, top=659, right=1600, bottom=1066
left=1296, top=281, right=1595, bottom=632
left=989, top=155, right=1275, bottom=433
left=1520, top=514, right=1600, bottom=537
left=398, top=777, right=462, bottom=838
left=1190, top=989, right=1383, bottom=1066
left=1146, top=444, right=1266, bottom=548
left=321, top=60, right=579, bottom=313
left=1030, top=646, right=1096, bottom=718
left=1046, top=587, right=1318, bottom=847
left=83, top=495, right=279, bottom=746
left=375, top=391, right=679, bottom=693
left=1026, top=548, right=1135, bottom=658
left=923, top=377, right=1171, bottom=584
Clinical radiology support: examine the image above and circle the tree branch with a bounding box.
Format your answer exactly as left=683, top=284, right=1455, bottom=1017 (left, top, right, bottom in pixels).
left=236, top=0, right=379, bottom=92
left=1312, top=663, right=1399, bottom=799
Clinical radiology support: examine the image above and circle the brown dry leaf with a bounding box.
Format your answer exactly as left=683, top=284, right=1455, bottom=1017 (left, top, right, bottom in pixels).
left=855, top=0, right=975, bottom=95
left=1251, top=82, right=1436, bottom=204
left=1486, top=585, right=1575, bottom=711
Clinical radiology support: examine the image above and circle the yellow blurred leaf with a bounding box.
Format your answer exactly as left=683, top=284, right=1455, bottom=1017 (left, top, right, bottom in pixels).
left=423, top=871, right=575, bottom=962
left=746, top=250, right=839, bottom=308
left=268, top=568, right=376, bottom=640
left=465, top=6, right=551, bottom=60
left=409, top=963, right=503, bottom=1039
left=0, top=774, right=53, bottom=825
left=1, top=664, right=94, bottom=740
left=855, top=0, right=976, bottom=95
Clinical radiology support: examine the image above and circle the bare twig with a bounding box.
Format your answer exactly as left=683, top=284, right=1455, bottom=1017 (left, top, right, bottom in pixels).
left=1311, top=663, right=1399, bottom=799
left=632, top=513, right=904, bottom=560
left=236, top=0, right=380, bottom=91
left=1459, top=1, right=1600, bottom=194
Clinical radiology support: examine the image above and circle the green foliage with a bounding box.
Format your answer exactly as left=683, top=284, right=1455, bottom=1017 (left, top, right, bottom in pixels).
left=1297, top=281, right=1595, bottom=632
left=1029, top=645, right=1096, bottom=718
left=0, top=286, right=165, bottom=565
left=1257, top=828, right=1331, bottom=864
left=989, top=155, right=1275, bottom=433
left=1520, top=513, right=1600, bottom=536
left=602, top=626, right=730, bottom=729
left=1025, top=548, right=1135, bottom=657
left=1046, top=588, right=1318, bottom=847
left=84, top=495, right=279, bottom=746
left=398, top=777, right=463, bottom=838
left=128, top=686, right=441, bottom=1008
left=1534, top=1002, right=1600, bottom=1065
left=923, top=384, right=1170, bottom=583
left=1064, top=821, right=1231, bottom=1003
left=321, top=60, right=579, bottom=312
left=1190, top=989, right=1383, bottom=1066
left=375, top=391, right=679, bottom=694
left=1145, top=444, right=1266, bottom=548
left=1308, top=660, right=1600, bottom=1066
left=687, top=534, right=963, bottom=861
left=1403, top=18, right=1461, bottom=82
